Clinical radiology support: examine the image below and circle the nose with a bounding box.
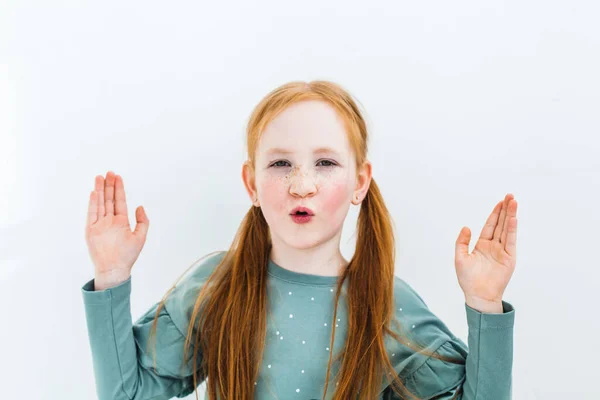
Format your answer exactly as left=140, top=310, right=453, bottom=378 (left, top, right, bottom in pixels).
left=288, top=167, right=317, bottom=198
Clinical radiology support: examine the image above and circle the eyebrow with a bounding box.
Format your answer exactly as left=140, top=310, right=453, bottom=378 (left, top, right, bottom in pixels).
left=265, top=147, right=342, bottom=156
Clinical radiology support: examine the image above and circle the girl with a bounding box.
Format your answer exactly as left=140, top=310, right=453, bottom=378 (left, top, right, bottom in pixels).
left=82, top=81, right=518, bottom=400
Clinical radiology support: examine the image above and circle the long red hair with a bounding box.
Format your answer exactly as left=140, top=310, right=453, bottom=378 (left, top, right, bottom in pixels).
left=148, top=81, right=464, bottom=399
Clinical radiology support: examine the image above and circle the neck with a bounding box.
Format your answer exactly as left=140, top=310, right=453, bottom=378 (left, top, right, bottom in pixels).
left=269, top=231, right=349, bottom=277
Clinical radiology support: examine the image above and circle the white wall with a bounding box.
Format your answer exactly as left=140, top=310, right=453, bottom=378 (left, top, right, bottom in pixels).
left=1, top=0, right=599, bottom=399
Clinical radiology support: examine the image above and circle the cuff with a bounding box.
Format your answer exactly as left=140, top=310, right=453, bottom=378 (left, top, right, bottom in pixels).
left=81, top=275, right=132, bottom=305
left=465, top=300, right=515, bottom=330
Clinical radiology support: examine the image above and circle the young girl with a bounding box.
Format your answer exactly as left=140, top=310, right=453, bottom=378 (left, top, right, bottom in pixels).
left=82, top=81, right=518, bottom=400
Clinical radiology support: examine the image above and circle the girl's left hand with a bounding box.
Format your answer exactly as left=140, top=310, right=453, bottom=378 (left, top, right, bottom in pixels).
left=454, top=194, right=518, bottom=305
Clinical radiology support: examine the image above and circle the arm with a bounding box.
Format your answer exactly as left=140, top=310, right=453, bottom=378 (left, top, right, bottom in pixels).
left=81, top=276, right=201, bottom=400
left=383, top=300, right=515, bottom=400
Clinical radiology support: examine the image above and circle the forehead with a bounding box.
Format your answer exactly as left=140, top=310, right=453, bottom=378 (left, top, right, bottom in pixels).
left=257, top=100, right=351, bottom=156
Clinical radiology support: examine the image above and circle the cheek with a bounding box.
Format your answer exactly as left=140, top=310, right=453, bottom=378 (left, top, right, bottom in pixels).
left=320, top=180, right=351, bottom=216
left=259, top=175, right=289, bottom=213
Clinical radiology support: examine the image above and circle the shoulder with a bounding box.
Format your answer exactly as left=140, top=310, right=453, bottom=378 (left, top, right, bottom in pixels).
left=163, top=250, right=228, bottom=334
left=132, top=250, right=227, bottom=379
left=389, top=276, right=468, bottom=378
left=391, top=275, right=457, bottom=343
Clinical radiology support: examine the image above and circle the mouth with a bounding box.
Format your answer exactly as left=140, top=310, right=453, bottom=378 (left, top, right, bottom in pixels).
left=290, top=206, right=315, bottom=216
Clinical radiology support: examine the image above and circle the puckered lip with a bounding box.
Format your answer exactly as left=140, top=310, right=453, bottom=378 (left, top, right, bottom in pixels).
left=290, top=206, right=315, bottom=216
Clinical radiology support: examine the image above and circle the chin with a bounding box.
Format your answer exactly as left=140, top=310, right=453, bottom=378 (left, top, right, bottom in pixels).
left=283, top=228, right=340, bottom=250
left=269, top=227, right=323, bottom=250
left=277, top=233, right=320, bottom=249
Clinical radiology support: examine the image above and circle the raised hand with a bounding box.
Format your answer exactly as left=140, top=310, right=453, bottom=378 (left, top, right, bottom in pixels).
left=454, top=194, right=518, bottom=312
left=84, top=171, right=150, bottom=290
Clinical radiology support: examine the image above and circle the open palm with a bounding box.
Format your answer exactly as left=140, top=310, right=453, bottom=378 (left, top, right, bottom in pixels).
left=455, top=194, right=518, bottom=303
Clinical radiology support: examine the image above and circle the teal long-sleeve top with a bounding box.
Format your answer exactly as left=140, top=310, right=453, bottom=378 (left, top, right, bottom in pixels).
left=81, top=251, right=515, bottom=400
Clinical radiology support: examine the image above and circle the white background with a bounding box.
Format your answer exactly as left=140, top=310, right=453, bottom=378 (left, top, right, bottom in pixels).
left=1, top=1, right=599, bottom=399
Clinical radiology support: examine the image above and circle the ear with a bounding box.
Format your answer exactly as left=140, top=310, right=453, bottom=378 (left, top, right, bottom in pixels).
left=242, top=160, right=260, bottom=207
left=352, top=160, right=372, bottom=205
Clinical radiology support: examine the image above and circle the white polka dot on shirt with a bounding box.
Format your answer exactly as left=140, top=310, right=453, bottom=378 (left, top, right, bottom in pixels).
left=289, top=314, right=293, bottom=318
left=311, top=297, right=314, bottom=301
left=268, top=364, right=271, bottom=368
left=412, top=324, right=415, bottom=328
left=324, top=323, right=327, bottom=326
left=289, top=291, right=292, bottom=295
left=296, top=389, right=300, bottom=393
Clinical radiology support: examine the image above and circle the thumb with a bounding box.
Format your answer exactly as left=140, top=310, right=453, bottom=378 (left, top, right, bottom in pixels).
left=455, top=226, right=471, bottom=263
left=133, top=206, right=150, bottom=238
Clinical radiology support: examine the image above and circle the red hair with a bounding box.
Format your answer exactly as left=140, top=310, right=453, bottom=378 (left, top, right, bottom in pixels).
left=149, top=81, right=464, bottom=399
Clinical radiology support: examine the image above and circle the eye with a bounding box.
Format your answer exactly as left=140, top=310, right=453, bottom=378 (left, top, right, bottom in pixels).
left=269, top=159, right=338, bottom=168
left=317, top=159, right=337, bottom=167
left=271, top=160, right=290, bottom=168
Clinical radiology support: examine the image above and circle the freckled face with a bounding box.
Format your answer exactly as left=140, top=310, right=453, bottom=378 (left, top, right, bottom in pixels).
left=253, top=100, right=358, bottom=249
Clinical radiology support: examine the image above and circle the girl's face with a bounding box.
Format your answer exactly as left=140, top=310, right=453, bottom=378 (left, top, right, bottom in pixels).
left=243, top=100, right=371, bottom=250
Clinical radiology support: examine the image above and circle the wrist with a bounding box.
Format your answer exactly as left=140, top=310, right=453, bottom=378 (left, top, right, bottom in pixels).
left=465, top=295, right=503, bottom=314
left=94, top=272, right=131, bottom=291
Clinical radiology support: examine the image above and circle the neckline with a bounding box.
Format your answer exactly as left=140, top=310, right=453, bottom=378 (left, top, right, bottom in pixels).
left=267, top=258, right=341, bottom=286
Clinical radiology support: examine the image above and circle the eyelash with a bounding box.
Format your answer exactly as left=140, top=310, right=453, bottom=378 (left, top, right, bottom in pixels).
left=270, top=159, right=337, bottom=168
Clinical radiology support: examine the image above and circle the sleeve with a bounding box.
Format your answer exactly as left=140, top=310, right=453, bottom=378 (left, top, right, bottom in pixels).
left=81, top=275, right=202, bottom=400
left=383, top=298, right=515, bottom=400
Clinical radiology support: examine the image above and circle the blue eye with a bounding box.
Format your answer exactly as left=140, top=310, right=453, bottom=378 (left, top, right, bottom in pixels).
left=317, top=160, right=336, bottom=167
left=272, top=160, right=289, bottom=168
left=270, top=159, right=337, bottom=168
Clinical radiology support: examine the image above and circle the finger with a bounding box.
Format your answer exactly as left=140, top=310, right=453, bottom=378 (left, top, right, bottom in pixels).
left=87, top=190, right=98, bottom=226
left=479, top=201, right=502, bottom=241
left=95, top=175, right=106, bottom=217
left=114, top=174, right=129, bottom=217
left=105, top=171, right=116, bottom=216
left=493, top=194, right=513, bottom=242
left=455, top=226, right=471, bottom=262
left=504, top=212, right=518, bottom=258
left=133, top=206, right=150, bottom=238
left=501, top=200, right=518, bottom=252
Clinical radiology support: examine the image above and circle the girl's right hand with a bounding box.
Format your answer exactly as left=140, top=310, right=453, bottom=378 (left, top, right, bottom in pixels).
left=85, top=171, right=150, bottom=290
